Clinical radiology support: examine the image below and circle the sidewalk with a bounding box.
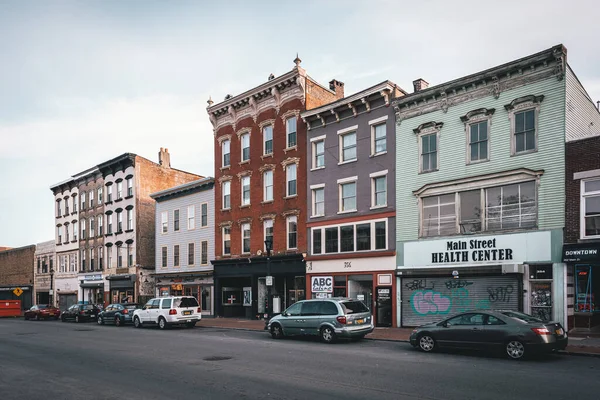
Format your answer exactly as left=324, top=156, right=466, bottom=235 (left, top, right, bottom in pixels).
left=197, top=318, right=600, bottom=357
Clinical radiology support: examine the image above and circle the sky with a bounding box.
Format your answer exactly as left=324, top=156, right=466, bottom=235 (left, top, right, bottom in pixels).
left=1, top=0, right=599, bottom=248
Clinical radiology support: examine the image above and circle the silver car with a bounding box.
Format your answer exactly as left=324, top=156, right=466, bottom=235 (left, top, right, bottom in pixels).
left=266, top=298, right=374, bottom=343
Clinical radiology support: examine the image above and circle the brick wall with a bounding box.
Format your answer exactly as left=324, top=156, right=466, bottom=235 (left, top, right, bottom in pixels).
left=0, top=245, right=35, bottom=286
left=565, top=136, right=600, bottom=243
left=305, top=79, right=343, bottom=110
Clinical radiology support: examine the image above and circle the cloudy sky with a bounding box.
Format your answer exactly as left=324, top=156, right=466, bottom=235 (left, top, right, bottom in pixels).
left=1, top=0, right=599, bottom=248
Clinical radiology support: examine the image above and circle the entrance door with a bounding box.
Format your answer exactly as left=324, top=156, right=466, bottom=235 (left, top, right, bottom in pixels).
left=375, top=287, right=392, bottom=327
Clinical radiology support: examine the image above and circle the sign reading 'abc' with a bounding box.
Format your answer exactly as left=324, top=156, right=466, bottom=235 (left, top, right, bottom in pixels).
left=311, top=276, right=333, bottom=293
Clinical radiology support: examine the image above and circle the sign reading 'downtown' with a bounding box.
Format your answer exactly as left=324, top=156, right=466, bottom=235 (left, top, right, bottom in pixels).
left=311, top=276, right=333, bottom=293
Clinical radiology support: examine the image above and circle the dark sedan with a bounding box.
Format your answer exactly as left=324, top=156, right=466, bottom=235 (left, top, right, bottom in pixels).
left=24, top=305, right=61, bottom=320
left=410, top=310, right=568, bottom=360
left=61, top=304, right=100, bottom=323
left=97, top=303, right=139, bottom=327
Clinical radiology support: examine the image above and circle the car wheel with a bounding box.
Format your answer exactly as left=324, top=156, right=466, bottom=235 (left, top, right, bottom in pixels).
left=158, top=317, right=168, bottom=330
left=320, top=326, right=336, bottom=344
left=270, top=324, right=283, bottom=339
left=75, top=315, right=80, bottom=323
left=134, top=317, right=142, bottom=329
left=97, top=317, right=104, bottom=325
left=418, top=334, right=436, bottom=352
left=115, top=316, right=122, bottom=327
left=506, top=340, right=526, bottom=360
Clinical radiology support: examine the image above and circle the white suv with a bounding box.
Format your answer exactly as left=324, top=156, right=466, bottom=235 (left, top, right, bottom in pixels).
left=133, top=296, right=201, bottom=330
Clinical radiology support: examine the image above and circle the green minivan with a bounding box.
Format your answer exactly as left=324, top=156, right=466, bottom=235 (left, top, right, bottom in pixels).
left=266, top=298, right=374, bottom=343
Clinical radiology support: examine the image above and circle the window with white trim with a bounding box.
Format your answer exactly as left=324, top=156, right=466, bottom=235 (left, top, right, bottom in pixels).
left=117, top=181, right=123, bottom=199
left=421, top=133, right=437, bottom=172
left=107, top=214, right=113, bottom=234
left=264, top=219, right=273, bottom=250
left=372, top=123, right=386, bottom=155
left=371, top=175, right=387, bottom=208
left=201, top=203, right=208, bottom=227
left=90, top=247, right=95, bottom=271
left=117, top=245, right=123, bottom=268
left=222, top=181, right=231, bottom=209
left=286, top=117, right=297, bottom=148
left=127, top=177, right=133, bottom=197
left=89, top=190, right=94, bottom=208
left=339, top=181, right=357, bottom=212
left=485, top=182, right=536, bottom=230
left=107, top=185, right=113, bottom=202
left=57, top=200, right=62, bottom=217
left=127, top=243, right=133, bottom=267
left=469, top=120, right=489, bottom=162
left=312, top=187, right=324, bottom=217
left=241, top=223, right=250, bottom=254
left=286, top=164, right=297, bottom=197
left=99, top=246, right=104, bottom=269
left=174, top=209, right=180, bottom=231
left=201, top=241, right=208, bottom=265
left=89, top=217, right=95, bottom=237
left=422, top=194, right=456, bottom=237
left=81, top=192, right=86, bottom=210
left=73, top=221, right=77, bottom=241
left=241, top=133, right=250, bottom=162
left=161, top=211, right=168, bottom=233
left=162, top=246, right=168, bottom=267
left=582, top=179, right=600, bottom=238
left=223, top=227, right=231, bottom=255
left=241, top=176, right=251, bottom=205
left=188, top=243, right=195, bottom=265
left=174, top=245, right=180, bottom=267
left=313, top=139, right=325, bottom=169
left=263, top=170, right=273, bottom=202
left=81, top=218, right=86, bottom=239
left=117, top=211, right=123, bottom=232
left=222, top=139, right=231, bottom=167
left=340, top=131, right=357, bottom=162
left=188, top=205, right=195, bottom=230
left=72, top=194, right=77, bottom=212
left=98, top=187, right=103, bottom=204
left=263, top=125, right=273, bottom=155
left=312, top=219, right=387, bottom=255
left=127, top=209, right=133, bottom=230
left=287, top=216, right=297, bottom=249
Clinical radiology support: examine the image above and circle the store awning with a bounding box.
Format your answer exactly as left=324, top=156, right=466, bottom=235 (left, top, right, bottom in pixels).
left=80, top=282, right=104, bottom=289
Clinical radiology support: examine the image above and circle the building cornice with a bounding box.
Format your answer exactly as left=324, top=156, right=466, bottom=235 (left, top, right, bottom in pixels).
left=150, top=177, right=215, bottom=201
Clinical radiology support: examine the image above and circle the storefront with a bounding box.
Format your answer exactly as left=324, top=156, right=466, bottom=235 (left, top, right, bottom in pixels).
left=563, top=242, right=600, bottom=331
left=305, top=256, right=396, bottom=327
left=155, top=272, right=214, bottom=317
left=106, top=274, right=136, bottom=304
left=55, top=275, right=78, bottom=310
left=398, top=231, right=564, bottom=327
left=35, top=275, right=52, bottom=305
left=79, top=273, right=105, bottom=305
left=0, top=285, right=33, bottom=311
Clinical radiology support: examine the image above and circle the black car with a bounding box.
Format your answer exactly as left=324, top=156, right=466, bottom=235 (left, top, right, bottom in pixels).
left=61, top=304, right=100, bottom=323
left=410, top=310, right=568, bottom=360
left=97, top=303, right=139, bottom=327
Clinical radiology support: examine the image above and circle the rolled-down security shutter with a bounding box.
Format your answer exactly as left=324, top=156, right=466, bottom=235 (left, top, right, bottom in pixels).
left=401, top=274, right=520, bottom=327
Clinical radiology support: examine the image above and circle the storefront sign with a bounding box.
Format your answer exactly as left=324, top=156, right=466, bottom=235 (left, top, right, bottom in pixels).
left=403, top=231, right=552, bottom=268
left=311, top=276, right=333, bottom=293
left=562, top=243, right=600, bottom=263
left=84, top=274, right=102, bottom=281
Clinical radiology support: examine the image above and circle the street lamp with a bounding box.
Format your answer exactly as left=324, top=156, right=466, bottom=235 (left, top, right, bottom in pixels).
left=264, top=237, right=273, bottom=320
left=49, top=267, right=55, bottom=307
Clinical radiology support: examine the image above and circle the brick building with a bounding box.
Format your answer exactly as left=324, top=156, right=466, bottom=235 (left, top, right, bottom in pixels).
left=34, top=240, right=56, bottom=306
left=0, top=245, right=36, bottom=311
left=207, top=57, right=343, bottom=318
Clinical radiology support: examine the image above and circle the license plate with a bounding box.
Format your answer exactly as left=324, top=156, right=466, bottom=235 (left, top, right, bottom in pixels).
left=356, top=319, right=364, bottom=324
left=183, top=310, right=192, bottom=315
left=49, top=313, right=54, bottom=316
left=556, top=328, right=564, bottom=335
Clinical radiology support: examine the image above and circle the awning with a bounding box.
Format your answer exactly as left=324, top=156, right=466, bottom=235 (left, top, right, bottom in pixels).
left=80, top=282, right=104, bottom=289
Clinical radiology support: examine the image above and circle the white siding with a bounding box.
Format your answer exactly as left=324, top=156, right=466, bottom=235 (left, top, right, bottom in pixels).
left=565, top=65, right=600, bottom=142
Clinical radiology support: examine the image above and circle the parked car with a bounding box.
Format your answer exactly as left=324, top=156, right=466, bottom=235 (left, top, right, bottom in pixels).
left=266, top=298, right=374, bottom=343
left=24, top=305, right=61, bottom=320
left=97, top=303, right=139, bottom=327
left=410, top=310, right=568, bottom=360
left=132, top=296, right=201, bottom=330
left=60, top=304, right=100, bottom=323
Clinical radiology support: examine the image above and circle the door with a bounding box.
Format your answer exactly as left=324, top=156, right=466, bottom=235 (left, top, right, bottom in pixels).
left=376, top=287, right=392, bottom=327
left=279, top=301, right=303, bottom=335
left=103, top=305, right=115, bottom=321
left=481, top=314, right=508, bottom=348
left=299, top=301, right=322, bottom=335
left=439, top=313, right=487, bottom=348
left=139, top=300, right=153, bottom=323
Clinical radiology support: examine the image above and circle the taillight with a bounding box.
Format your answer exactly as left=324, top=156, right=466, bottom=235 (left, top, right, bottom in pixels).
left=531, top=327, right=551, bottom=335
left=336, top=316, right=347, bottom=325
left=80, top=311, right=85, bottom=315
left=169, top=309, right=177, bottom=315
left=197, top=307, right=201, bottom=313
left=123, top=309, right=128, bottom=314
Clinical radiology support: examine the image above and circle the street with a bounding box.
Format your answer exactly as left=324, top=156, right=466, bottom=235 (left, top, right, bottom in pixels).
left=0, top=319, right=598, bottom=400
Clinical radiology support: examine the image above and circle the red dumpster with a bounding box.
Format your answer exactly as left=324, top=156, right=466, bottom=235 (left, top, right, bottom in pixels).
left=0, top=300, right=21, bottom=317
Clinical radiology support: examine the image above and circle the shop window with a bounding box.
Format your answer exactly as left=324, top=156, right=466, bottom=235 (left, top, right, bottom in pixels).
left=222, top=287, right=242, bottom=306
left=312, top=229, right=322, bottom=254
left=340, top=225, right=354, bottom=252
left=575, top=266, right=598, bottom=312
left=356, top=223, right=371, bottom=251
left=334, top=275, right=346, bottom=297
left=325, top=227, right=338, bottom=253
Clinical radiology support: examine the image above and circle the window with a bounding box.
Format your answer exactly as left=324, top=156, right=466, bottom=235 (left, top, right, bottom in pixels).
left=127, top=243, right=133, bottom=267
left=421, top=133, right=437, bottom=172
left=340, top=131, right=357, bottom=162
left=89, top=217, right=95, bottom=237
left=107, top=247, right=112, bottom=269
left=161, top=211, right=168, bottom=233
left=264, top=219, right=273, bottom=250
left=286, top=117, right=297, bottom=148
left=107, top=185, right=113, bottom=202
left=241, top=133, right=250, bottom=162
left=287, top=216, right=297, bottom=249
left=64, top=224, right=69, bottom=242
left=127, top=209, right=133, bottom=230
left=356, top=223, right=371, bottom=251
left=372, top=175, right=387, bottom=208
left=313, top=139, right=325, bottom=169
left=313, top=219, right=388, bottom=254
left=222, top=139, right=230, bottom=167
left=117, top=181, right=123, bottom=199
left=117, top=211, right=123, bottom=232
left=582, top=179, right=600, bottom=238
left=373, top=123, right=386, bottom=154
left=286, top=164, right=297, bottom=197
left=340, top=181, right=357, bottom=212
left=514, top=109, right=536, bottom=153
left=174, top=209, right=180, bottom=231
left=422, top=194, right=456, bottom=237
left=174, top=245, right=180, bottom=267
left=241, top=176, right=251, bottom=205
left=81, top=219, right=86, bottom=239
left=222, top=181, right=231, bottom=209
left=486, top=181, right=536, bottom=230
left=73, top=221, right=77, bottom=241
left=222, top=227, right=231, bottom=255
left=312, top=187, right=324, bottom=216
left=201, top=241, right=208, bottom=265
left=161, top=298, right=172, bottom=309
left=325, top=227, right=338, bottom=253
left=89, top=190, right=94, bottom=208
left=57, top=200, right=62, bottom=217
left=107, top=214, right=113, bottom=234
left=81, top=250, right=86, bottom=272
left=201, top=203, right=208, bottom=227
left=263, top=125, right=273, bottom=155
left=81, top=192, right=86, bottom=210
left=469, top=121, right=489, bottom=162
left=99, top=246, right=104, bottom=270
left=340, top=225, right=354, bottom=252
left=127, top=177, right=133, bottom=196
left=188, top=205, right=195, bottom=230
left=72, top=195, right=77, bottom=212
left=64, top=199, right=69, bottom=215
left=187, top=243, right=195, bottom=265
left=375, top=221, right=386, bottom=249
left=90, top=248, right=95, bottom=271
left=312, top=229, right=322, bottom=254
left=117, top=245, right=123, bottom=268
left=242, top=223, right=250, bottom=254
left=460, top=190, right=482, bottom=233
left=263, top=170, right=273, bottom=202
left=98, top=187, right=103, bottom=204
left=162, top=246, right=167, bottom=267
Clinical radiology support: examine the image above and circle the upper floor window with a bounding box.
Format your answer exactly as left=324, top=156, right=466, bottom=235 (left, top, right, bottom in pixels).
left=127, top=209, right=133, bottom=230
left=311, top=219, right=387, bottom=255
left=222, top=226, right=231, bottom=256
left=107, top=185, right=113, bottom=202
left=57, top=200, right=62, bottom=217
left=286, top=117, right=297, bottom=148
left=263, top=170, right=273, bottom=202
left=81, top=192, right=86, bottom=210
left=188, top=243, right=195, bottom=265
left=162, top=246, right=168, bottom=267
left=241, top=176, right=251, bottom=206
left=222, top=181, right=231, bottom=210
left=264, top=219, right=273, bottom=250
left=127, top=177, right=133, bottom=197
left=98, top=187, right=103, bottom=204
left=469, top=121, right=489, bottom=162
left=107, top=214, right=113, bottom=234
left=89, top=217, right=95, bottom=236
left=89, top=190, right=94, bottom=208
left=222, top=139, right=230, bottom=167
left=582, top=179, right=600, bottom=238
left=72, top=194, right=77, bottom=212
left=81, top=218, right=86, bottom=239
left=312, top=138, right=325, bottom=169
left=312, top=186, right=325, bottom=217
left=287, top=216, right=297, bottom=250
left=188, top=205, right=195, bottom=230
left=506, top=95, right=543, bottom=155
left=286, top=164, right=297, bottom=197
left=73, top=221, right=78, bottom=241
left=173, top=245, right=180, bottom=267
left=372, top=123, right=386, bottom=155
left=263, top=125, right=273, bottom=155
left=174, top=209, right=180, bottom=231
left=117, top=181, right=123, bottom=199
left=422, top=194, right=456, bottom=237
left=241, top=133, right=250, bottom=162
left=371, top=172, right=387, bottom=208
left=117, top=211, right=123, bottom=232
left=420, top=133, right=437, bottom=172
left=340, top=130, right=357, bottom=163
left=64, top=199, right=69, bottom=215
left=338, top=178, right=357, bottom=213
left=161, top=211, right=168, bottom=233
left=241, top=223, right=251, bottom=254
left=98, top=215, right=103, bottom=236
left=201, top=241, right=208, bottom=265
left=201, top=203, right=208, bottom=227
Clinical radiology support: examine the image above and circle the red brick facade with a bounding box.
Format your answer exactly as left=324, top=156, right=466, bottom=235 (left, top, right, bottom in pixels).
left=0, top=245, right=35, bottom=286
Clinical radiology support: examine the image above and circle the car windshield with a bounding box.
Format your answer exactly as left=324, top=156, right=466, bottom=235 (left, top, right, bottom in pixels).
left=174, top=297, right=199, bottom=308
left=341, top=301, right=369, bottom=314
left=499, top=311, right=543, bottom=323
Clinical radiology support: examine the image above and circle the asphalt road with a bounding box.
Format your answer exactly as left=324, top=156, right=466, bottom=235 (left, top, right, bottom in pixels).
left=0, top=319, right=598, bottom=400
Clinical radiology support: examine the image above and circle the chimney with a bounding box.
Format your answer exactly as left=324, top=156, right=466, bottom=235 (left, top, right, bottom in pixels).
left=158, top=147, right=171, bottom=168
left=329, top=79, right=345, bottom=99
left=413, top=78, right=429, bottom=93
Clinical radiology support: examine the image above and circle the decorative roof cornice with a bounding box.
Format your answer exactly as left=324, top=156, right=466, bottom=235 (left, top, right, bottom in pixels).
left=150, top=177, right=215, bottom=201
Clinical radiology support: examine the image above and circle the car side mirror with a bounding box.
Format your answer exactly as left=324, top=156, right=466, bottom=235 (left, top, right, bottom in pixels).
left=282, top=312, right=289, bottom=317
left=442, top=322, right=449, bottom=328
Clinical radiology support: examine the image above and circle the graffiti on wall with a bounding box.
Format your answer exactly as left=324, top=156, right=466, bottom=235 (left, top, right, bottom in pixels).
left=411, top=291, right=451, bottom=315
left=487, top=285, right=514, bottom=303
left=405, top=279, right=435, bottom=291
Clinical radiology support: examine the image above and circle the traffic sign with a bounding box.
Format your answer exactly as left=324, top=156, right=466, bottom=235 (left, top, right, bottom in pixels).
left=13, top=287, right=23, bottom=297
left=266, top=276, right=273, bottom=286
